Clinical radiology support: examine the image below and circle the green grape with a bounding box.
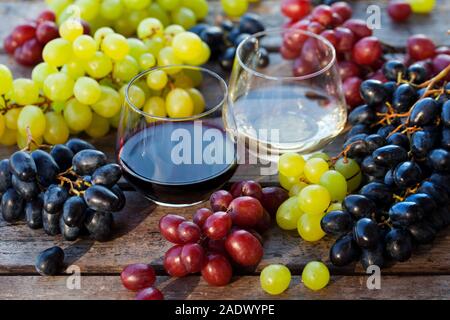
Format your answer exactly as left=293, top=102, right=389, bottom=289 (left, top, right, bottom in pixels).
left=184, top=68, right=203, bottom=87
left=138, top=18, right=164, bottom=40
left=128, top=10, right=149, bottom=31
left=298, top=184, right=330, bottom=215
left=59, top=19, right=84, bottom=42
left=260, top=264, right=291, bottom=295
left=276, top=196, right=303, bottom=231
left=74, top=0, right=101, bottom=21
left=62, top=59, right=86, bottom=79
left=289, top=182, right=308, bottom=197
left=406, top=0, right=435, bottom=13
left=172, top=71, right=193, bottom=89
left=297, top=213, right=326, bottom=242
left=0, top=127, right=17, bottom=146
left=31, top=63, right=58, bottom=88
left=304, top=158, right=329, bottom=183
left=301, top=261, right=330, bottom=291
left=185, top=42, right=210, bottom=66
left=309, top=152, right=331, bottom=162
left=134, top=79, right=152, bottom=98
left=84, top=52, right=113, bottom=78
left=114, top=18, right=135, bottom=38
left=0, top=114, right=5, bottom=139
left=278, top=153, right=306, bottom=178
left=327, top=202, right=343, bottom=212
left=334, top=158, right=362, bottom=192
left=157, top=0, right=180, bottom=11
left=143, top=96, right=167, bottom=122
left=171, top=7, right=197, bottom=30
left=158, top=47, right=182, bottom=74
left=100, top=0, right=124, bottom=20
left=11, top=79, right=39, bottom=105
left=128, top=38, right=148, bottom=60
left=187, top=88, right=205, bottom=114
left=172, top=32, right=203, bottom=61
left=123, top=0, right=151, bottom=10
left=43, top=112, right=70, bottom=145
left=74, top=77, right=102, bottom=105
left=113, top=55, right=140, bottom=82
left=51, top=101, right=66, bottom=113
left=146, top=70, right=168, bottom=90
left=94, top=27, right=115, bottom=46
left=5, top=108, right=21, bottom=130
left=164, top=24, right=185, bottom=45
left=73, top=35, right=98, bottom=60
left=166, top=88, right=194, bottom=118
left=43, top=38, right=72, bottom=67
left=0, top=64, right=13, bottom=95
left=279, top=172, right=301, bottom=191
left=101, top=33, right=129, bottom=61
left=148, top=2, right=171, bottom=27
left=91, top=86, right=121, bottom=118
left=181, top=0, right=209, bottom=19
left=43, top=73, right=75, bottom=102
left=221, top=0, right=249, bottom=17
left=121, top=85, right=146, bottom=109
left=64, top=98, right=93, bottom=131
left=17, top=105, right=46, bottom=139
left=46, top=0, right=71, bottom=15
left=109, top=111, right=121, bottom=129
left=17, top=133, right=43, bottom=150
left=139, top=53, right=156, bottom=70
left=319, top=170, right=347, bottom=202
left=85, top=113, right=110, bottom=138
left=144, top=37, right=165, bottom=57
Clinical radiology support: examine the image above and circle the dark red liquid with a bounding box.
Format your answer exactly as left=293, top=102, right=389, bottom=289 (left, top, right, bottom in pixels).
left=118, top=121, right=238, bottom=206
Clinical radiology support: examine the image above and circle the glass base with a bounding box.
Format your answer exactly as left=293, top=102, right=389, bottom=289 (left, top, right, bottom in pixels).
left=145, top=196, right=207, bottom=208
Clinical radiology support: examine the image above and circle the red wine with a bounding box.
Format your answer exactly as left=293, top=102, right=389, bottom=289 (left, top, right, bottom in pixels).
left=118, top=121, right=237, bottom=206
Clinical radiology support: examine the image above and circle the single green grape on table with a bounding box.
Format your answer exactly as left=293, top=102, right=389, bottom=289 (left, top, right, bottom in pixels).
left=260, top=264, right=291, bottom=295
left=302, top=261, right=330, bottom=291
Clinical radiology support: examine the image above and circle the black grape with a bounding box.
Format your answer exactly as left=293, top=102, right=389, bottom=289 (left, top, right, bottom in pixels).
left=407, top=63, right=428, bottom=84
left=405, top=193, right=437, bottom=214
left=63, top=196, right=87, bottom=228
left=349, top=105, right=377, bottom=125
left=441, top=100, right=450, bottom=127
left=365, top=134, right=386, bottom=153
left=1, top=188, right=25, bottom=222
left=408, top=98, right=439, bottom=127
left=342, top=195, right=376, bottom=220
left=320, top=210, right=353, bottom=236
left=219, top=47, right=236, bottom=71
left=389, top=202, right=424, bottom=227
left=35, top=246, right=65, bottom=276
left=408, top=222, right=436, bottom=244
left=42, top=209, right=61, bottom=236
left=359, top=182, right=393, bottom=208
left=50, top=144, right=74, bottom=171
left=59, top=215, right=81, bottom=241
left=393, top=161, right=422, bottom=189
left=43, top=184, right=69, bottom=214
left=346, top=124, right=371, bottom=139
left=385, top=229, right=413, bottom=262
left=9, top=151, right=36, bottom=182
left=0, top=159, right=12, bottom=192
left=91, top=164, right=122, bottom=188
left=359, top=80, right=387, bottom=106
left=386, top=133, right=409, bottom=150
left=85, top=211, right=114, bottom=242
left=111, top=185, right=126, bottom=212
left=411, top=131, right=436, bottom=159
left=441, top=127, right=450, bottom=150
left=417, top=181, right=449, bottom=206
left=382, top=60, right=406, bottom=81
left=392, top=83, right=418, bottom=112
left=31, top=149, right=60, bottom=187
left=11, top=175, right=39, bottom=201
left=361, top=156, right=388, bottom=179
left=83, top=185, right=119, bottom=212
left=72, top=149, right=107, bottom=175
left=65, top=138, right=95, bottom=154
left=428, top=148, right=450, bottom=172
left=239, top=13, right=265, bottom=34
left=361, top=243, right=385, bottom=270
left=428, top=173, right=450, bottom=194
left=25, top=195, right=44, bottom=229
left=330, top=234, right=361, bottom=267
left=377, top=125, right=395, bottom=139
left=353, top=218, right=380, bottom=249
left=372, top=145, right=408, bottom=167
left=343, top=134, right=369, bottom=158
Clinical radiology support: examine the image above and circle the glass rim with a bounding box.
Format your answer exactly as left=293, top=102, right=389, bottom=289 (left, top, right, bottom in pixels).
left=236, top=28, right=337, bottom=81
left=125, top=65, right=228, bottom=121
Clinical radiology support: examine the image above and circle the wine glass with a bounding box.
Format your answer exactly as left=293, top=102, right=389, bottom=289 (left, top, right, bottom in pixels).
left=226, top=28, right=347, bottom=161
left=116, top=65, right=237, bottom=207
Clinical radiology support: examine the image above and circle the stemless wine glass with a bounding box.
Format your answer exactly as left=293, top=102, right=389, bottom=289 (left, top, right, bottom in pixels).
left=226, top=28, right=347, bottom=161
left=116, top=65, right=237, bottom=207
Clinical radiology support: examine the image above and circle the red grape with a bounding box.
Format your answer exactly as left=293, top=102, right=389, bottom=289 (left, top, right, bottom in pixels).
left=368, top=69, right=388, bottom=83
left=225, top=229, right=264, bottom=267
left=353, top=36, right=382, bottom=65
left=14, top=38, right=43, bottom=66
left=120, top=263, right=156, bottom=291
left=203, top=211, right=232, bottom=240
left=281, top=45, right=300, bottom=60
left=387, top=1, right=412, bottom=22
left=254, top=210, right=272, bottom=233
left=230, top=181, right=244, bottom=198
left=11, top=23, right=36, bottom=46
left=307, top=21, right=325, bottom=35
left=281, top=0, right=311, bottom=21
left=159, top=214, right=186, bottom=244
left=342, top=19, right=372, bottom=39
left=432, top=54, right=450, bottom=80
left=407, top=34, right=436, bottom=61
left=260, top=187, right=289, bottom=216
left=3, top=35, right=20, bottom=54
left=240, top=180, right=263, bottom=200
left=331, top=1, right=353, bottom=21
left=293, top=56, right=315, bottom=76
left=181, top=243, right=205, bottom=273
left=164, top=245, right=189, bottom=277
left=228, top=196, right=264, bottom=228
left=311, top=5, right=333, bottom=27
left=338, top=60, right=361, bottom=81
left=37, top=10, right=56, bottom=24
left=36, top=21, right=59, bottom=44
left=177, top=221, right=201, bottom=244
left=135, top=287, right=164, bottom=300
left=205, top=238, right=227, bottom=255
left=80, top=19, right=91, bottom=35
left=330, top=12, right=344, bottom=27
left=343, top=76, right=364, bottom=108
left=193, top=208, right=213, bottom=228
left=334, top=27, right=355, bottom=52
left=210, top=190, right=233, bottom=212
left=201, top=253, right=233, bottom=286
left=320, top=30, right=338, bottom=47
left=283, top=29, right=307, bottom=51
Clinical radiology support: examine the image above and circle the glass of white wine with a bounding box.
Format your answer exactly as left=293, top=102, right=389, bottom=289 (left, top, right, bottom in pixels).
left=226, top=28, right=347, bottom=161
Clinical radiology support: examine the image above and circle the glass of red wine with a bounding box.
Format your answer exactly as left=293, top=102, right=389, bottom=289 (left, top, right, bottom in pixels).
left=117, top=65, right=238, bottom=207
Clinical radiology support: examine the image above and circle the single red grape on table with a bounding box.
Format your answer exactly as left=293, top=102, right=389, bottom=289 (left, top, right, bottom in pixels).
left=387, top=0, right=412, bottom=22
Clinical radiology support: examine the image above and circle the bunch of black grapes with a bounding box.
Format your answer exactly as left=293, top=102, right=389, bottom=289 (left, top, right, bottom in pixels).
left=189, top=13, right=269, bottom=71
left=0, top=138, right=125, bottom=242
left=322, top=59, right=450, bottom=269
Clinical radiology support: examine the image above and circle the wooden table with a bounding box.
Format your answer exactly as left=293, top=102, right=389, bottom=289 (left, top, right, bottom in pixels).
left=0, top=0, right=450, bottom=300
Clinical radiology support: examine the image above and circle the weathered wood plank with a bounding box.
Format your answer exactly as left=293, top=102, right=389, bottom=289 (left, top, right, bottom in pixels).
left=0, top=274, right=449, bottom=300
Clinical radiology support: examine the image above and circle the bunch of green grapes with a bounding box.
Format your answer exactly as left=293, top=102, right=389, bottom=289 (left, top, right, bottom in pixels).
left=275, top=152, right=362, bottom=242
left=0, top=17, right=209, bottom=148
left=45, top=0, right=209, bottom=35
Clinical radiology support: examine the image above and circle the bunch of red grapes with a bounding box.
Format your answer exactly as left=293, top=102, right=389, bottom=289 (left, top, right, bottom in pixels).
left=159, top=181, right=288, bottom=287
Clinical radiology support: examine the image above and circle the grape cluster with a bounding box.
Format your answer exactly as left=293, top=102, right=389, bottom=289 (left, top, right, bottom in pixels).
left=120, top=263, right=164, bottom=300
left=189, top=13, right=268, bottom=71
left=323, top=60, right=450, bottom=268
left=0, top=138, right=125, bottom=242
left=159, top=180, right=288, bottom=286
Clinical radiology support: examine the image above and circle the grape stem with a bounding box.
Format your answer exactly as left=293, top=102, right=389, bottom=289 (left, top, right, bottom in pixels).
left=57, top=166, right=91, bottom=196
left=21, top=126, right=52, bottom=152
